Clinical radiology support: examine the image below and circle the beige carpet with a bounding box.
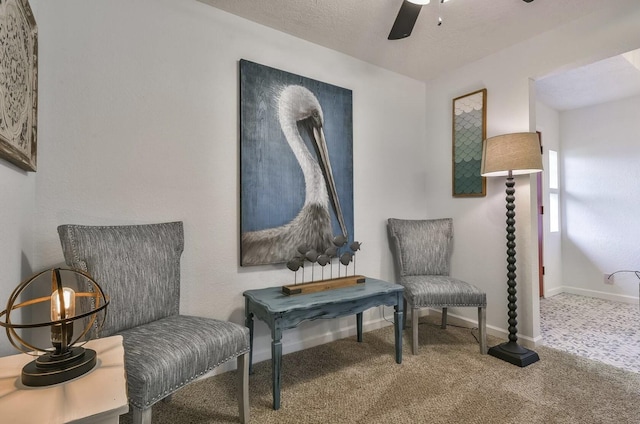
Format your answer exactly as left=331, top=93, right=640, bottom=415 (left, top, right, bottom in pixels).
left=120, top=318, right=640, bottom=424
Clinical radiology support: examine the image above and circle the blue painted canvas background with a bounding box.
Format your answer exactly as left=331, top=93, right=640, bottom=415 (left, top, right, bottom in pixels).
left=239, top=60, right=354, bottom=264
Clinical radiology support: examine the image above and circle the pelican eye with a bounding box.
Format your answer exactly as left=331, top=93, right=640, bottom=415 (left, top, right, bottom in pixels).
left=311, top=111, right=322, bottom=127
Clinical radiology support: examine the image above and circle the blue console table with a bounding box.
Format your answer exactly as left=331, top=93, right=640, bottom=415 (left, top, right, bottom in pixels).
left=243, top=277, right=404, bottom=410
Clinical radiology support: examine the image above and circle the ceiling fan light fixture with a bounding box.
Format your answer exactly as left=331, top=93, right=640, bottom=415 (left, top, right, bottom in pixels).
left=388, top=0, right=424, bottom=40
left=407, top=0, right=430, bottom=4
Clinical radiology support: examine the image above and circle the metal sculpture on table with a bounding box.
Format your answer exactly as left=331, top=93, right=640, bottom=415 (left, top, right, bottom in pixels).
left=282, top=239, right=365, bottom=295
left=325, top=245, right=338, bottom=279
left=286, top=256, right=304, bottom=285
left=349, top=241, right=362, bottom=275
left=317, top=253, right=330, bottom=280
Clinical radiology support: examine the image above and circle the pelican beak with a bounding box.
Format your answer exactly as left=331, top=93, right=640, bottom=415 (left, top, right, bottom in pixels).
left=312, top=126, right=348, bottom=238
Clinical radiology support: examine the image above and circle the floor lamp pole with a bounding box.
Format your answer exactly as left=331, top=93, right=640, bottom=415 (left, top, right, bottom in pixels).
left=487, top=171, right=540, bottom=367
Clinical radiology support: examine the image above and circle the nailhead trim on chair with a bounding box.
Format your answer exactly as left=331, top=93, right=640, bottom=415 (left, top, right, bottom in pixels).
left=136, top=347, right=250, bottom=409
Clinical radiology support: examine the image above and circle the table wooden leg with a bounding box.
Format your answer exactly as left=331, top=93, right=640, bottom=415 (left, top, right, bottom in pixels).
left=356, top=312, right=363, bottom=342
left=245, top=299, right=255, bottom=375
left=271, top=325, right=282, bottom=410
left=394, top=293, right=404, bottom=364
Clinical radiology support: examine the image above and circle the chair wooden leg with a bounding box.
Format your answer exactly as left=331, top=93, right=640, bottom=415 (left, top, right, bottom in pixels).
left=132, top=406, right=152, bottom=424
left=478, top=307, right=487, bottom=354
left=441, top=307, right=448, bottom=329
left=237, top=352, right=250, bottom=423
left=412, top=306, right=419, bottom=355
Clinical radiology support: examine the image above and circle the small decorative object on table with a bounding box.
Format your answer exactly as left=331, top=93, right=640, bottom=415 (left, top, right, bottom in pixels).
left=0, top=268, right=109, bottom=386
left=282, top=275, right=366, bottom=295
left=282, top=237, right=365, bottom=295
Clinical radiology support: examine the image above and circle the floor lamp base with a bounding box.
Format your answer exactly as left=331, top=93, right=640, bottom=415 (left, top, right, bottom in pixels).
left=488, top=341, right=540, bottom=367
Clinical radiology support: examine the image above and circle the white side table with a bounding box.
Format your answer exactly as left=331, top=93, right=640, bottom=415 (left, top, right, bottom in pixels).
left=0, top=335, right=128, bottom=424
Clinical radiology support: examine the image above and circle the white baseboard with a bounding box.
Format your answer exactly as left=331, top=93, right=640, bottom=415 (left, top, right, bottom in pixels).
left=548, top=285, right=639, bottom=305
left=545, top=286, right=564, bottom=298
left=427, top=309, right=540, bottom=349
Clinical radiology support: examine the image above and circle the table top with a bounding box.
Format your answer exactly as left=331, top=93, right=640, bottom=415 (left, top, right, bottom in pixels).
left=244, top=277, right=403, bottom=313
left=0, top=335, right=128, bottom=424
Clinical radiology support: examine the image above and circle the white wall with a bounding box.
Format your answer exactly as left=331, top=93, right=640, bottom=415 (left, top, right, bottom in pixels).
left=424, top=62, right=541, bottom=344
left=0, top=165, right=35, bottom=356
left=0, top=0, right=427, bottom=360
left=423, top=0, right=640, bottom=344
left=535, top=102, right=563, bottom=297
left=560, top=94, right=640, bottom=302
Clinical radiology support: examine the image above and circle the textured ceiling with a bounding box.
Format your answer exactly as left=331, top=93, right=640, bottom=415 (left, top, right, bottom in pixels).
left=197, top=0, right=640, bottom=110
left=536, top=49, right=640, bottom=111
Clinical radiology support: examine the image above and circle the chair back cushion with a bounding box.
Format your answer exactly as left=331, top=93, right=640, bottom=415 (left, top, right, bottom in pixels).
left=388, top=218, right=453, bottom=276
left=58, top=222, right=184, bottom=336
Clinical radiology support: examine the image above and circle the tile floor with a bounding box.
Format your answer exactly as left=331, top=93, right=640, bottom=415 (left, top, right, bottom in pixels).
left=540, top=293, right=640, bottom=373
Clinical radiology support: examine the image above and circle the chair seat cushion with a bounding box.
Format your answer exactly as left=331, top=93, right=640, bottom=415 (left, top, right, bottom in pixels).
left=400, top=275, right=486, bottom=308
left=118, top=314, right=250, bottom=409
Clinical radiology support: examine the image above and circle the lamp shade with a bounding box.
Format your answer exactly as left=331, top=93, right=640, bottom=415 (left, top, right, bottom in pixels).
left=481, top=132, right=543, bottom=177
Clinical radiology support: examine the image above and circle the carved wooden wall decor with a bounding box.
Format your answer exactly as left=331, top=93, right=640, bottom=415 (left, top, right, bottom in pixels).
left=0, top=0, right=38, bottom=172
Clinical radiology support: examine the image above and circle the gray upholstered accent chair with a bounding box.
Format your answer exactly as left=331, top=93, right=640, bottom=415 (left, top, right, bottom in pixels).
left=387, top=218, right=487, bottom=355
left=58, top=222, right=250, bottom=424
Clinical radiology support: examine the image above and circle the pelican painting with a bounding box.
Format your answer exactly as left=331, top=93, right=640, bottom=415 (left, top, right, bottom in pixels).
left=239, top=60, right=353, bottom=266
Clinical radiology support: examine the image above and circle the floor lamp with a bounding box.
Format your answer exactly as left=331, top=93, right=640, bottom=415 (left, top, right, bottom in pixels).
left=481, top=132, right=543, bottom=367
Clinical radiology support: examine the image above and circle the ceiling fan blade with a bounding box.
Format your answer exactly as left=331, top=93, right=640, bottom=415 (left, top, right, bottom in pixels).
left=388, top=1, right=423, bottom=40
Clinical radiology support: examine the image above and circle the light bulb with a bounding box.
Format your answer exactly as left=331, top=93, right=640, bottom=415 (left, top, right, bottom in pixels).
left=51, top=287, right=75, bottom=320
left=51, top=287, right=75, bottom=354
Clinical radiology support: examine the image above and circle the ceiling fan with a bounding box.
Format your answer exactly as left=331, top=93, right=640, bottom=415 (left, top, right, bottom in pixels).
left=388, top=0, right=535, bottom=40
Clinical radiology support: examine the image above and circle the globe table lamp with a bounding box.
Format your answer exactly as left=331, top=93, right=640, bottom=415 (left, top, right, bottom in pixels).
left=0, top=268, right=109, bottom=386
left=481, top=132, right=543, bottom=367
